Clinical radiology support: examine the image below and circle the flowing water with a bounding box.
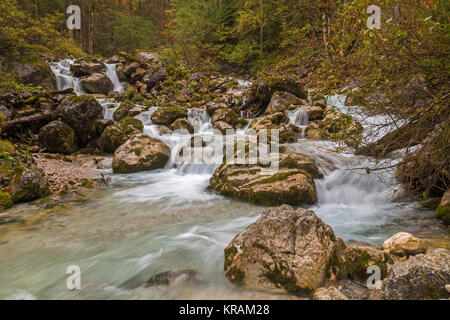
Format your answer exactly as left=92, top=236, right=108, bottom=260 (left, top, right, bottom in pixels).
left=0, top=66, right=447, bottom=300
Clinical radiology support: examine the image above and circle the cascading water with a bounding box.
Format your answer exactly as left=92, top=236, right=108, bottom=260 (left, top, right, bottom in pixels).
left=105, top=63, right=124, bottom=93
left=49, top=59, right=83, bottom=95
left=288, top=108, right=309, bottom=139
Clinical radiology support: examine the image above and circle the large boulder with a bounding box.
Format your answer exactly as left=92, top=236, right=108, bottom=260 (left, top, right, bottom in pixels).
left=208, top=152, right=322, bottom=206
left=142, top=68, right=167, bottom=89
left=10, top=166, right=49, bottom=203
left=98, top=117, right=143, bottom=153
left=80, top=73, right=114, bottom=95
left=171, top=118, right=194, bottom=134
left=15, top=62, right=56, bottom=89
left=382, top=232, right=427, bottom=258
left=264, top=92, right=306, bottom=115
left=39, top=121, right=78, bottom=154
left=151, top=106, right=187, bottom=125
left=224, top=205, right=346, bottom=293
left=70, top=61, right=105, bottom=77
left=112, top=134, right=170, bottom=174
left=57, top=96, right=104, bottom=145
left=370, top=249, right=450, bottom=300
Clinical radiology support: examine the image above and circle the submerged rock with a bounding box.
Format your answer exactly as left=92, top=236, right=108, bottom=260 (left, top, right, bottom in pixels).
left=39, top=121, right=78, bottom=154
left=142, top=269, right=200, bottom=288
left=224, top=205, right=346, bottom=293
left=313, top=287, right=349, bottom=300
left=10, top=166, right=49, bottom=203
left=370, top=249, right=450, bottom=300
left=382, top=232, right=427, bottom=258
left=57, top=96, right=104, bottom=145
left=112, top=134, right=170, bottom=173
left=208, top=152, right=322, bottom=206
left=98, top=117, right=143, bottom=153
left=80, top=73, right=114, bottom=95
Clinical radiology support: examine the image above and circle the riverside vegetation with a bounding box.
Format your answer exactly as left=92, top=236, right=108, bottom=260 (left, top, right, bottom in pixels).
left=0, top=0, right=448, bottom=300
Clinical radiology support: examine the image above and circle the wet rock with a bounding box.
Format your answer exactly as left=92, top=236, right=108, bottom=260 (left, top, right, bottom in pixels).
left=113, top=100, right=135, bottom=121
left=151, top=106, right=187, bottom=125
left=92, top=119, right=114, bottom=138
left=370, top=249, right=450, bottom=300
left=214, top=121, right=233, bottom=134
left=224, top=205, right=346, bottom=293
left=264, top=92, right=306, bottom=115
left=171, top=118, right=194, bottom=134
left=14, top=62, right=56, bottom=89
left=39, top=121, right=78, bottom=154
left=209, top=152, right=322, bottom=206
left=142, top=269, right=200, bottom=288
left=57, top=96, right=104, bottom=145
left=250, top=112, right=289, bottom=131
left=70, top=62, right=105, bottom=77
left=206, top=101, right=228, bottom=117
left=80, top=73, right=114, bottom=95
left=313, top=287, right=349, bottom=300
left=10, top=166, right=49, bottom=203
left=278, top=124, right=301, bottom=143
left=158, top=125, right=173, bottom=135
left=435, top=189, right=450, bottom=225
left=112, top=134, right=170, bottom=174
left=98, top=117, right=143, bottom=153
left=345, top=244, right=391, bottom=281
left=382, top=232, right=427, bottom=258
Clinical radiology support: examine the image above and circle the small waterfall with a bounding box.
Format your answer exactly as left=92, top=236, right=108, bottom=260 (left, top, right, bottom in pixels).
left=49, top=59, right=83, bottom=95
left=98, top=98, right=120, bottom=121
left=288, top=108, right=309, bottom=139
left=187, top=109, right=212, bottom=133
left=105, top=63, right=124, bottom=93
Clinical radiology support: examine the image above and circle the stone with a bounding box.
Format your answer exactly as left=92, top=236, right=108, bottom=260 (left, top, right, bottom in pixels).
left=370, top=249, right=450, bottom=300
left=142, top=68, right=167, bottom=88
left=313, top=287, right=349, bottom=300
left=57, top=96, right=104, bottom=145
left=382, top=232, right=427, bottom=257
left=344, top=244, right=391, bottom=281
left=113, top=100, right=135, bottom=121
left=209, top=152, right=323, bottom=206
left=80, top=73, right=114, bottom=95
left=112, top=134, right=170, bottom=174
left=171, top=118, right=194, bottom=134
left=70, top=61, right=105, bottom=77
left=15, top=62, right=56, bottom=89
left=264, top=92, right=305, bottom=115
left=10, top=166, right=49, bottom=203
left=98, top=117, right=143, bottom=153
left=435, top=189, right=450, bottom=225
left=39, top=121, right=78, bottom=154
left=151, top=106, right=187, bottom=125
left=224, top=205, right=346, bottom=293
left=142, top=269, right=200, bottom=288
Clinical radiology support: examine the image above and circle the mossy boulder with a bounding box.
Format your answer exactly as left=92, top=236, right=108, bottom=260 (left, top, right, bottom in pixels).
left=98, top=117, right=143, bottom=153
left=264, top=92, right=306, bottom=115
left=224, top=205, right=346, bottom=294
left=9, top=166, right=49, bottom=203
left=151, top=106, right=187, bottom=125
left=39, top=121, right=78, bottom=154
left=80, top=73, right=114, bottom=95
left=370, top=249, right=450, bottom=300
left=14, top=61, right=56, bottom=89
left=208, top=152, right=322, bottom=206
left=113, top=100, right=135, bottom=121
left=57, top=95, right=104, bottom=145
left=0, top=190, right=13, bottom=211
left=171, top=118, right=194, bottom=134
left=344, top=245, right=391, bottom=281
left=112, top=134, right=170, bottom=174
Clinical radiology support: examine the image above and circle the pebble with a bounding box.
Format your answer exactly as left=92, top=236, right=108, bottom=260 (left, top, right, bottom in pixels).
left=445, top=284, right=450, bottom=294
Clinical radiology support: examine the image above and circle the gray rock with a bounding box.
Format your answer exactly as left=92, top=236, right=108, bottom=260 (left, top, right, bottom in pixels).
left=313, top=287, right=349, bottom=300
left=80, top=73, right=114, bottom=95
left=39, top=121, right=78, bottom=154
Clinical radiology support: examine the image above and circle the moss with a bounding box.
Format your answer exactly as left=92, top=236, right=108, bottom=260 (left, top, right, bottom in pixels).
left=421, top=197, right=441, bottom=210
left=435, top=205, right=450, bottom=225
left=423, top=284, right=447, bottom=299
left=0, top=190, right=13, bottom=211
left=81, top=180, right=94, bottom=188
left=0, top=140, right=15, bottom=154
left=69, top=95, right=96, bottom=104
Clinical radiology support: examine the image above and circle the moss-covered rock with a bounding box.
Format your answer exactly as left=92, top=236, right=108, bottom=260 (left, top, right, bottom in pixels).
left=151, top=106, right=187, bottom=125
left=344, top=245, right=391, bottom=281
left=208, top=151, right=322, bottom=206
left=80, top=73, right=114, bottom=95
left=224, top=205, right=346, bottom=294
left=171, top=118, right=194, bottom=134
left=0, top=110, right=6, bottom=134
left=435, top=190, right=450, bottom=225
left=112, top=134, right=170, bottom=174
left=0, top=139, right=15, bottom=154
left=113, top=100, right=135, bottom=121
left=9, top=165, right=49, bottom=203
left=98, top=117, right=143, bottom=153
left=0, top=190, right=13, bottom=211
left=39, top=121, right=78, bottom=154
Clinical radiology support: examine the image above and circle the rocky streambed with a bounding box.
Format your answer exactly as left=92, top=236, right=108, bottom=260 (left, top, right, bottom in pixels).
left=0, top=53, right=448, bottom=300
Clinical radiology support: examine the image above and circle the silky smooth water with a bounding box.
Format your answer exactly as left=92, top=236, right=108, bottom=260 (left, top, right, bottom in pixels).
left=1, top=70, right=447, bottom=299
